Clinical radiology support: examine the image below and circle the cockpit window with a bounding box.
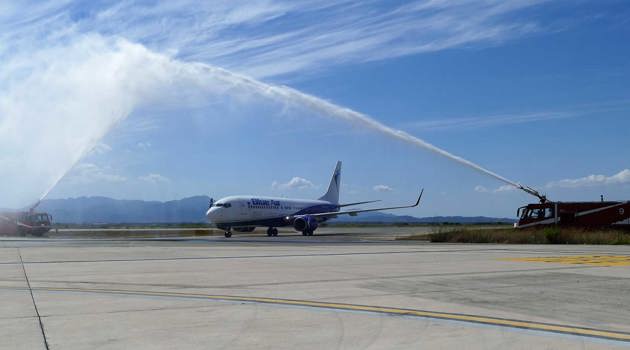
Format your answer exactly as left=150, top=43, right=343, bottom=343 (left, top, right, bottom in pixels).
left=28, top=214, right=50, bottom=223
left=522, top=207, right=554, bottom=219
left=213, top=203, right=231, bottom=208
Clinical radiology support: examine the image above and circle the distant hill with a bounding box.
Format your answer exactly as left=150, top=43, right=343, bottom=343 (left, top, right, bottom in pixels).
left=40, top=196, right=212, bottom=224
left=40, top=196, right=514, bottom=224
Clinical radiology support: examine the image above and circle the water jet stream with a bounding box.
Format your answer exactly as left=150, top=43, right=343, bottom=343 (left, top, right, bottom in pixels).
left=197, top=64, right=529, bottom=191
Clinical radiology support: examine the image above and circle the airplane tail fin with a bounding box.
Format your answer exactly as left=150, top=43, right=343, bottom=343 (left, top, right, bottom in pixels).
left=318, top=161, right=341, bottom=204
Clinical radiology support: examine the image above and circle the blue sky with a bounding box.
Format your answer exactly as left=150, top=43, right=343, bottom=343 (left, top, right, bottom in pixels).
left=1, top=1, right=629, bottom=217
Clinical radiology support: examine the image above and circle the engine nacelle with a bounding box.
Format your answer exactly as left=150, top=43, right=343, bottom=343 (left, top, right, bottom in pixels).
left=293, top=215, right=318, bottom=232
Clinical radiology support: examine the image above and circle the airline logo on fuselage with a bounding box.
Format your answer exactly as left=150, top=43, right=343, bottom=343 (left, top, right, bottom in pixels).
left=248, top=198, right=281, bottom=209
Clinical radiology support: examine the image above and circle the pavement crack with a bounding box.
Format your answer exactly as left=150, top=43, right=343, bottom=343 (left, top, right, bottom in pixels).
left=18, top=248, right=50, bottom=350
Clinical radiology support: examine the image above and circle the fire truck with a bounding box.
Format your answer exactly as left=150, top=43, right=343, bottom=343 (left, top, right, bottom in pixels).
left=513, top=186, right=630, bottom=228
left=0, top=202, right=53, bottom=236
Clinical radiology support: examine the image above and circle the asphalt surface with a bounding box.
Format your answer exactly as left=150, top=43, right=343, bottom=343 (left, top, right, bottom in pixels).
left=2, top=228, right=630, bottom=349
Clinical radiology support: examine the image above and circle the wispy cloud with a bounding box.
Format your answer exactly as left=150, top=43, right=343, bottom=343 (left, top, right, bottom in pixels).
left=373, top=184, right=393, bottom=192
left=405, top=99, right=630, bottom=132
left=136, top=142, right=152, bottom=150
left=272, top=176, right=315, bottom=190
left=547, top=169, right=630, bottom=188
left=138, top=173, right=170, bottom=184
left=409, top=111, right=574, bottom=131
left=495, top=184, right=517, bottom=192
left=0, top=0, right=554, bottom=79
left=88, top=142, right=112, bottom=155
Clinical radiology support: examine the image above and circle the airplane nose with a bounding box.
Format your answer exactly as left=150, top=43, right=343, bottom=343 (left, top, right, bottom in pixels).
left=206, top=207, right=223, bottom=223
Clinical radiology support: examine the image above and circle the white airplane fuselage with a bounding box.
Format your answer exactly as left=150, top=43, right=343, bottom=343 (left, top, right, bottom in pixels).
left=206, top=196, right=338, bottom=229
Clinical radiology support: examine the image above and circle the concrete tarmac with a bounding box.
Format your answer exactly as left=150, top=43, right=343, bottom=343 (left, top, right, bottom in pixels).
left=1, top=228, right=630, bottom=349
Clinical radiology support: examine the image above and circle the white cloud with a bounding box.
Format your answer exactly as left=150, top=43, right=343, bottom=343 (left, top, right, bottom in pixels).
left=547, top=169, right=630, bottom=188
left=494, top=185, right=517, bottom=193
left=474, top=185, right=489, bottom=193
left=138, top=173, right=170, bottom=184
left=373, top=184, right=393, bottom=192
left=474, top=184, right=516, bottom=193
left=64, top=163, right=126, bottom=184
left=272, top=177, right=315, bottom=190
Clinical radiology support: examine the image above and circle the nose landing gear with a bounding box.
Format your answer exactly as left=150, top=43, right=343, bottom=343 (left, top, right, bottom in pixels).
left=224, top=230, right=232, bottom=238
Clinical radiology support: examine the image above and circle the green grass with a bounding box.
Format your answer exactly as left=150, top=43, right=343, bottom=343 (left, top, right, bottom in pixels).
left=400, top=226, right=630, bottom=244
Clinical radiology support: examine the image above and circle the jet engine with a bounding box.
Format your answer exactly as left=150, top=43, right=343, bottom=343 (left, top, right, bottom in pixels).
left=293, top=215, right=318, bottom=232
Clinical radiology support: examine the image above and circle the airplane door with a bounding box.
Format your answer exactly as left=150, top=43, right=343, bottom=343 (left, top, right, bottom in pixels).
left=239, top=202, right=247, bottom=217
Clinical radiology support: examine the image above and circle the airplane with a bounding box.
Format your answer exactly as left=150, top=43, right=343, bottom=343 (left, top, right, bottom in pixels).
left=206, top=161, right=423, bottom=237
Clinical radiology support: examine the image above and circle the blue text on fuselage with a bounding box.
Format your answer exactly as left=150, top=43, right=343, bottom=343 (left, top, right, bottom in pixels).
left=249, top=198, right=281, bottom=208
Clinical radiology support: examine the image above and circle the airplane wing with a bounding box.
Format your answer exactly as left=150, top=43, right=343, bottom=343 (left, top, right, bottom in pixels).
left=296, top=189, right=423, bottom=220
left=337, top=200, right=381, bottom=208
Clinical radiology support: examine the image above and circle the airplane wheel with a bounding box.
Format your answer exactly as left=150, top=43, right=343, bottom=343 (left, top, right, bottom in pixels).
left=308, top=230, right=314, bottom=236
left=271, top=228, right=279, bottom=236
left=224, top=231, right=232, bottom=238
left=266, top=228, right=273, bottom=237
left=302, top=231, right=307, bottom=236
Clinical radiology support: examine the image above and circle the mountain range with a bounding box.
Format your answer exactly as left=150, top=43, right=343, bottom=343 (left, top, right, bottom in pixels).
left=39, top=196, right=514, bottom=224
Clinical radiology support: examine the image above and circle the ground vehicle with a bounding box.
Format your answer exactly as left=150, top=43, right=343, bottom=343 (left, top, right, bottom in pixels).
left=515, top=197, right=630, bottom=228
left=0, top=205, right=53, bottom=236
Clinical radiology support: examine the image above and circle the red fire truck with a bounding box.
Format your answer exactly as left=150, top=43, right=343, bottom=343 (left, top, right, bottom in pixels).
left=513, top=186, right=630, bottom=228
left=0, top=202, right=53, bottom=236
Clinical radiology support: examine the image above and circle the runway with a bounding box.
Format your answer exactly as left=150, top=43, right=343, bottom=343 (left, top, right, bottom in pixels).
left=2, top=229, right=630, bottom=349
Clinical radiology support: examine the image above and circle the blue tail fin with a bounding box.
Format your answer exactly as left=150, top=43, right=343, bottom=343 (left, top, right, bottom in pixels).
left=319, top=161, right=341, bottom=204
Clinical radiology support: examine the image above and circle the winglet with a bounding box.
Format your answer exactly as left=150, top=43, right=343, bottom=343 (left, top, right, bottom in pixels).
left=413, top=188, right=424, bottom=207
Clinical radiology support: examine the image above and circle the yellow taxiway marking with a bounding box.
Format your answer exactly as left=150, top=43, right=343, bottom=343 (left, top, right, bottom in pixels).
left=33, top=286, right=630, bottom=342
left=503, top=255, right=630, bottom=267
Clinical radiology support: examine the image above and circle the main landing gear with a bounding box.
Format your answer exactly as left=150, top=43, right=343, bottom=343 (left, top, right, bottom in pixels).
left=301, top=230, right=314, bottom=236
left=267, top=227, right=279, bottom=237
